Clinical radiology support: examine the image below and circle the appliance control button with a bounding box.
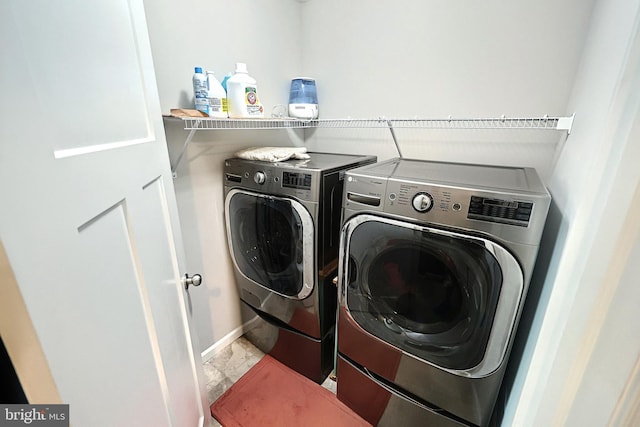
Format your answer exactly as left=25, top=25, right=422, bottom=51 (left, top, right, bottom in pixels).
left=389, top=192, right=397, bottom=201
left=254, top=171, right=266, bottom=185
left=412, top=192, right=433, bottom=213
left=452, top=202, right=462, bottom=211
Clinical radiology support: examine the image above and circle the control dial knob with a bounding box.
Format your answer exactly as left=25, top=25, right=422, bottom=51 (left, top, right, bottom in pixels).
left=412, top=192, right=434, bottom=213
left=254, top=171, right=266, bottom=185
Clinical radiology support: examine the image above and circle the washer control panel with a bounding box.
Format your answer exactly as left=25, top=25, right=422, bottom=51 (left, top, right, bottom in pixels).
left=381, top=180, right=536, bottom=229
left=224, top=160, right=320, bottom=202
left=342, top=158, right=550, bottom=246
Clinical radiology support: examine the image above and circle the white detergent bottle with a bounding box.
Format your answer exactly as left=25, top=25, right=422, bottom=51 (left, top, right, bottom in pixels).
left=206, top=71, right=228, bottom=118
left=227, top=63, right=264, bottom=118
left=192, top=67, right=209, bottom=115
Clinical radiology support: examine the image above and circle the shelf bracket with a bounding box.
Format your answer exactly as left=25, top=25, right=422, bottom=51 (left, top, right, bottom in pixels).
left=171, top=120, right=202, bottom=178
left=385, top=118, right=403, bottom=159
left=556, top=113, right=575, bottom=134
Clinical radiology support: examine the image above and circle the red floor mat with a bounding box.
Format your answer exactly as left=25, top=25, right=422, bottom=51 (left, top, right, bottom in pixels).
left=210, top=355, right=371, bottom=427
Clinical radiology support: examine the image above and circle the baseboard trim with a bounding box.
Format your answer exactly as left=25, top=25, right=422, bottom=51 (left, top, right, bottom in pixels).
left=200, top=315, right=259, bottom=363
left=201, top=326, right=244, bottom=363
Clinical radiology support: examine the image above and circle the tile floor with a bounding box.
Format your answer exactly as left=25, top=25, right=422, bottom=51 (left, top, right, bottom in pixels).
left=203, top=335, right=337, bottom=426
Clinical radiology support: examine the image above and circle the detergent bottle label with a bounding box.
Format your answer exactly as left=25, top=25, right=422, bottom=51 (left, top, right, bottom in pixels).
left=244, top=87, right=263, bottom=116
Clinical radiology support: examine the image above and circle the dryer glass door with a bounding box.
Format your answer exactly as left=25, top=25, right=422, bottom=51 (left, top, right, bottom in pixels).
left=226, top=191, right=314, bottom=299
left=343, top=215, right=522, bottom=374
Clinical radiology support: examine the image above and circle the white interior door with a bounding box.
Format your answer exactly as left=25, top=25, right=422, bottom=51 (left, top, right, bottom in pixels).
left=0, top=1, right=209, bottom=426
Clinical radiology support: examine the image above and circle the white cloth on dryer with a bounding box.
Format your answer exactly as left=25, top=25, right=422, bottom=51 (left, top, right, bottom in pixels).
left=234, top=146, right=310, bottom=162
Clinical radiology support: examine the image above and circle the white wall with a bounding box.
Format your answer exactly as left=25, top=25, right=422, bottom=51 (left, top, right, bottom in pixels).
left=504, top=0, right=640, bottom=424
left=301, top=0, right=589, bottom=119
left=301, top=0, right=594, bottom=179
left=144, top=0, right=302, bottom=116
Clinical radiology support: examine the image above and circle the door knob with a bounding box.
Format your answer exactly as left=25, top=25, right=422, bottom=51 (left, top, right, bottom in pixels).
left=183, top=273, right=202, bottom=290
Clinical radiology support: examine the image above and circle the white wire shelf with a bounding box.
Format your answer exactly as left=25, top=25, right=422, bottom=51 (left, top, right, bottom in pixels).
left=177, top=115, right=575, bottom=132
left=179, top=117, right=309, bottom=130
left=164, top=114, right=575, bottom=177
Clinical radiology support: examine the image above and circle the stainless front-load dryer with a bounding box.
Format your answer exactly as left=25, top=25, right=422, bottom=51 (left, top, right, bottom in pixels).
left=224, top=152, right=375, bottom=384
left=336, top=158, right=551, bottom=426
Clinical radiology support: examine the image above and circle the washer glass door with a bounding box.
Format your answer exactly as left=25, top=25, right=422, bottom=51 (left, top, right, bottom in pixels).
left=343, top=215, right=522, bottom=373
left=226, top=190, right=314, bottom=299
